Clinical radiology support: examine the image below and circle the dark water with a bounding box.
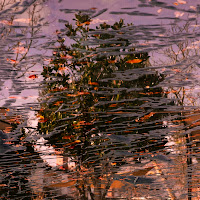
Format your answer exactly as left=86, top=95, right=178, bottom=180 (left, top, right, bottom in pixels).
left=0, top=0, right=200, bottom=199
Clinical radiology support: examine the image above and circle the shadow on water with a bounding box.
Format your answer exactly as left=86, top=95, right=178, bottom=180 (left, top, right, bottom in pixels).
left=0, top=0, right=200, bottom=200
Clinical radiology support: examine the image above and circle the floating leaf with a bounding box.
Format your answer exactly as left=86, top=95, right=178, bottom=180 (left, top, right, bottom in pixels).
left=75, top=121, right=92, bottom=126
left=126, top=59, right=142, bottom=64
left=28, top=75, right=38, bottom=79
left=14, top=18, right=30, bottom=23
left=109, top=104, right=118, bottom=107
left=174, top=2, right=179, bottom=5
left=63, top=140, right=81, bottom=146
left=62, top=135, right=74, bottom=140
left=54, top=101, right=63, bottom=106
left=77, top=21, right=91, bottom=26
left=105, top=121, right=112, bottom=123
left=177, top=0, right=186, bottom=4
left=0, top=184, right=7, bottom=187
left=77, top=91, right=90, bottom=95
left=90, top=7, right=97, bottom=10
left=7, top=58, right=18, bottom=64
left=174, top=11, right=184, bottom=18
left=66, top=94, right=78, bottom=97
left=135, top=112, right=155, bottom=122
left=108, top=60, right=116, bottom=63
left=75, top=140, right=81, bottom=143
left=61, top=55, right=73, bottom=59
left=190, top=6, right=196, bottom=10
left=4, top=126, right=12, bottom=133
left=0, top=20, right=13, bottom=25
left=9, top=96, right=26, bottom=99
left=110, top=180, right=124, bottom=189
left=111, top=162, right=117, bottom=166
left=86, top=54, right=97, bottom=58
left=88, top=81, right=99, bottom=86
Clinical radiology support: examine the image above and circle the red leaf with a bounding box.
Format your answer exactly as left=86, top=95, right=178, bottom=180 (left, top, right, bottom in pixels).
left=7, top=58, right=18, bottom=64
left=28, top=75, right=38, bottom=79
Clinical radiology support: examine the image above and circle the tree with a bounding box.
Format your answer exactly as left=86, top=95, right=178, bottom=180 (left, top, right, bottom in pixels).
left=38, top=12, right=173, bottom=199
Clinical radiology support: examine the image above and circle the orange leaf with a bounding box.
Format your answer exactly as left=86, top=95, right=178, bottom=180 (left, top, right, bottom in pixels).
left=111, top=162, right=117, bottom=165
left=77, top=23, right=83, bottom=27
left=61, top=55, right=73, bottom=59
left=7, top=58, right=18, bottom=64
left=77, top=91, right=90, bottom=95
left=108, top=60, right=116, bottom=63
left=9, top=96, right=17, bottom=99
left=75, top=121, right=92, bottom=126
left=77, top=21, right=90, bottom=26
left=90, top=7, right=97, bottom=10
left=4, top=140, right=14, bottom=145
left=0, top=20, right=13, bottom=25
left=63, top=140, right=81, bottom=146
left=54, top=101, right=63, bottom=106
left=92, top=34, right=100, bottom=37
left=110, top=180, right=124, bottom=189
left=66, top=94, right=78, bottom=97
left=84, top=21, right=90, bottom=25
left=62, top=135, right=74, bottom=140
left=105, top=121, right=112, bottom=123
left=109, top=104, right=117, bottom=107
left=75, top=140, right=81, bottom=143
left=88, top=81, right=99, bottom=86
left=0, top=184, right=7, bottom=187
left=86, top=54, right=97, bottom=58
left=135, top=112, right=155, bottom=122
left=72, top=101, right=78, bottom=104
left=123, top=130, right=132, bottom=133
left=58, top=67, right=66, bottom=71
left=39, top=119, right=48, bottom=123
left=126, top=59, right=143, bottom=64
left=28, top=75, right=38, bottom=79
left=4, top=127, right=12, bottom=133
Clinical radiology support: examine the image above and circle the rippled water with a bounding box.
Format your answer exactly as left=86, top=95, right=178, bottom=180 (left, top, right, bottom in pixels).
left=0, top=0, right=200, bottom=199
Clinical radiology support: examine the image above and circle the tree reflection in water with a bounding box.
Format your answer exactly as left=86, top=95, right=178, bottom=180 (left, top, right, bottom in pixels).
left=36, top=12, right=175, bottom=199
left=155, top=19, right=200, bottom=200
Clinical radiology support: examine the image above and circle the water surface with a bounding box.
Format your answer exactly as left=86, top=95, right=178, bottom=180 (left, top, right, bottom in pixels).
left=0, top=0, right=200, bottom=199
